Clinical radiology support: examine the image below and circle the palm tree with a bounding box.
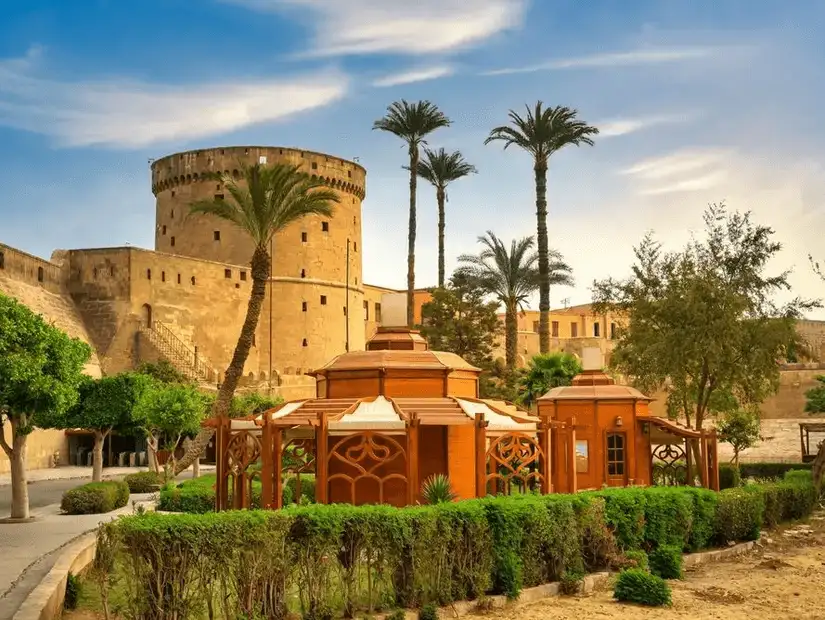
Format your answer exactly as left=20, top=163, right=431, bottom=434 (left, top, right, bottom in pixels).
left=485, top=102, right=598, bottom=353
left=414, top=147, right=477, bottom=287
left=456, top=231, right=573, bottom=370
left=373, top=100, right=451, bottom=326
left=172, top=163, right=339, bottom=474
left=517, top=352, right=583, bottom=410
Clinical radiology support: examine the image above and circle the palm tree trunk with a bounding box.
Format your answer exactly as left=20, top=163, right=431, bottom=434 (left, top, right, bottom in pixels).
left=437, top=186, right=446, bottom=288
left=407, top=144, right=419, bottom=327
left=505, top=304, right=518, bottom=371
left=174, top=245, right=271, bottom=474
left=92, top=430, right=107, bottom=482
left=534, top=161, right=550, bottom=354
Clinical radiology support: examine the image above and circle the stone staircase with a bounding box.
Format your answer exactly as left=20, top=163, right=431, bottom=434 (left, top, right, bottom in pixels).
left=140, top=319, right=218, bottom=383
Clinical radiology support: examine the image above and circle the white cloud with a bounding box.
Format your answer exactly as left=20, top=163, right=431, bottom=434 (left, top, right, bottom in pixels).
left=222, top=0, right=526, bottom=56
left=481, top=46, right=719, bottom=76
left=598, top=113, right=698, bottom=138
left=0, top=47, right=348, bottom=149
left=372, top=65, right=454, bottom=87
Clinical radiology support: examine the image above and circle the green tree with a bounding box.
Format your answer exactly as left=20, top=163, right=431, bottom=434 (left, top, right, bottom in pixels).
left=230, top=392, right=284, bottom=418
left=137, top=359, right=190, bottom=385
left=413, top=147, right=477, bottom=287
left=63, top=373, right=152, bottom=482
left=456, top=231, right=572, bottom=371
left=593, top=203, right=816, bottom=434
left=485, top=102, right=598, bottom=354
left=373, top=100, right=451, bottom=326
left=173, top=162, right=338, bottom=475
left=134, top=382, right=210, bottom=476
left=806, top=376, right=825, bottom=414
left=517, top=352, right=582, bottom=410
left=0, top=294, right=91, bottom=519
left=419, top=274, right=501, bottom=370
left=717, top=408, right=763, bottom=466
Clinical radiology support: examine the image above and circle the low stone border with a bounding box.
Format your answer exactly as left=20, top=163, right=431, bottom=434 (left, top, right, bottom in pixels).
left=15, top=536, right=760, bottom=620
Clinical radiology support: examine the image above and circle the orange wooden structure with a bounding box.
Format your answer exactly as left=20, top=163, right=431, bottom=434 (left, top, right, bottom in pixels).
left=538, top=366, right=719, bottom=492
left=210, top=328, right=575, bottom=509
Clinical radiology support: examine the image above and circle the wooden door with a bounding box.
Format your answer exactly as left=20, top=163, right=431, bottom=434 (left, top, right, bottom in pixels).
left=605, top=432, right=628, bottom=487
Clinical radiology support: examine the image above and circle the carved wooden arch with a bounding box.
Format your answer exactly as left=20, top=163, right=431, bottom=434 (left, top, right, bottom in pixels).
left=327, top=431, right=408, bottom=506
left=485, top=432, right=545, bottom=495
left=225, top=429, right=263, bottom=509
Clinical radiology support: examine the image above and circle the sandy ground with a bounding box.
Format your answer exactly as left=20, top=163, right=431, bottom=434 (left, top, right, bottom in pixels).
left=492, top=517, right=825, bottom=620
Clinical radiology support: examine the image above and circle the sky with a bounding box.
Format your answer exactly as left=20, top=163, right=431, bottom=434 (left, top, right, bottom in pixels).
left=1, top=0, right=824, bottom=318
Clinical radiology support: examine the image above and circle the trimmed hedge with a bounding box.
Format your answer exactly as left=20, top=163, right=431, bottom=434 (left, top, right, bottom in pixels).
left=124, top=471, right=163, bottom=493
left=649, top=545, right=683, bottom=579
left=614, top=569, right=671, bottom=606
left=157, top=474, right=316, bottom=513
left=61, top=481, right=130, bottom=515
left=720, top=462, right=813, bottom=489
left=98, top=475, right=819, bottom=619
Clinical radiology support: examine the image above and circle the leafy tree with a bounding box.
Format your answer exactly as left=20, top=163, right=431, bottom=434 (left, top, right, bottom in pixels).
left=173, top=162, right=339, bottom=474
left=230, top=392, right=284, bottom=418
left=806, top=376, right=825, bottom=414
left=517, top=352, right=582, bottom=410
left=135, top=379, right=211, bottom=476
left=457, top=231, right=572, bottom=371
left=593, top=203, right=815, bottom=434
left=413, top=147, right=477, bottom=287
left=419, top=274, right=501, bottom=370
left=0, top=294, right=91, bottom=519
left=63, top=373, right=152, bottom=482
left=717, top=408, right=763, bottom=466
left=373, top=100, right=451, bottom=326
left=137, top=359, right=190, bottom=385
left=486, top=102, right=598, bottom=354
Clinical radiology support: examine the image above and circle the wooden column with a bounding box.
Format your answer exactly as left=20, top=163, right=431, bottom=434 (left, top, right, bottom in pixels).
left=272, top=427, right=283, bottom=509
left=215, top=417, right=229, bottom=512
left=406, top=414, right=420, bottom=505
left=315, top=412, right=329, bottom=504
left=261, top=415, right=273, bottom=509
left=709, top=430, right=720, bottom=492
left=685, top=438, right=693, bottom=487
left=474, top=412, right=487, bottom=498
left=699, top=430, right=709, bottom=489
left=538, top=418, right=552, bottom=495
left=567, top=417, right=577, bottom=494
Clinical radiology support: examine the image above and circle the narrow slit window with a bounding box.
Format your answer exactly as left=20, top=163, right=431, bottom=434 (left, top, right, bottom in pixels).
left=320, top=295, right=327, bottom=305
left=214, top=231, right=221, bottom=241
left=301, top=232, right=308, bottom=242
left=302, top=301, right=307, bottom=312
left=177, top=274, right=181, bottom=284
left=161, top=271, right=166, bottom=282
left=302, top=338, right=308, bottom=347
left=37, top=266, right=44, bottom=282
left=224, top=269, right=232, bottom=279
left=321, top=221, right=329, bottom=232
left=146, top=269, right=152, bottom=280
left=240, top=271, right=247, bottom=281
left=171, top=236, right=176, bottom=247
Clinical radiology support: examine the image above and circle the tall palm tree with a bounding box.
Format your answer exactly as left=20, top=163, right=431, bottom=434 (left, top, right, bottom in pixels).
left=373, top=100, right=451, bottom=327
left=485, top=102, right=598, bottom=353
left=415, top=147, right=477, bottom=287
left=456, top=231, right=573, bottom=370
left=173, top=163, right=339, bottom=474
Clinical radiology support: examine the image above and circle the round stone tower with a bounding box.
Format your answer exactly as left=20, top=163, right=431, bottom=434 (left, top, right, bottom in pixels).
left=149, top=146, right=368, bottom=379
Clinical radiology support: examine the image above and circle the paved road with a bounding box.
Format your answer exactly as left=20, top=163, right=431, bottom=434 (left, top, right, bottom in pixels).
left=0, top=479, right=88, bottom=518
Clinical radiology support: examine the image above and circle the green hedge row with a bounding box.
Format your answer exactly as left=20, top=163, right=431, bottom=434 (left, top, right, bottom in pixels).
left=720, top=462, right=813, bottom=489
left=124, top=471, right=164, bottom=493
left=61, top=481, right=130, bottom=515
left=157, top=474, right=315, bottom=513
left=99, top=472, right=818, bottom=619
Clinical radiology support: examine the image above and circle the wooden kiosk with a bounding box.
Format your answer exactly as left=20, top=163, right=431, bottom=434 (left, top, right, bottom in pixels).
left=538, top=348, right=720, bottom=492
left=210, top=327, right=575, bottom=510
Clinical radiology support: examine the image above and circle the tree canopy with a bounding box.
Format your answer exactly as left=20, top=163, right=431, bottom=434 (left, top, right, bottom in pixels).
left=517, top=352, right=582, bottom=409
left=592, top=204, right=816, bottom=429
left=805, top=376, right=825, bottom=414
left=133, top=382, right=210, bottom=454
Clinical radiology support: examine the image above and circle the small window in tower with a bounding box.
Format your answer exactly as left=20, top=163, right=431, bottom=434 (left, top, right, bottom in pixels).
left=353, top=242, right=357, bottom=251
left=320, top=295, right=327, bottom=305
left=240, top=271, right=247, bottom=281
left=177, top=273, right=181, bottom=284
left=300, top=269, right=306, bottom=278
left=348, top=170, right=352, bottom=178
left=162, top=225, right=167, bottom=235
left=224, top=269, right=232, bottom=279
left=171, top=236, right=176, bottom=247
left=244, top=148, right=249, bottom=154
left=0, top=250, right=5, bottom=269
left=321, top=221, right=329, bottom=232
left=302, top=301, right=307, bottom=312
left=220, top=149, right=225, bottom=155
left=571, top=322, right=578, bottom=337
left=93, top=267, right=98, bottom=279
left=110, top=266, right=114, bottom=276
left=191, top=276, right=196, bottom=285
left=214, top=193, right=224, bottom=201
left=301, top=232, right=308, bottom=243
left=302, top=338, right=308, bottom=347
left=375, top=303, right=382, bottom=323
left=37, top=266, right=44, bottom=282
left=363, top=300, right=369, bottom=321
left=552, top=321, right=559, bottom=337
left=161, top=271, right=166, bottom=282
left=214, top=230, right=221, bottom=241
left=343, top=306, right=347, bottom=316
left=170, top=208, right=174, bottom=218
left=594, top=322, right=600, bottom=338
left=216, top=184, right=221, bottom=190
left=353, top=216, right=356, bottom=225
left=311, top=162, right=318, bottom=170
left=354, top=277, right=358, bottom=285
left=146, top=269, right=152, bottom=280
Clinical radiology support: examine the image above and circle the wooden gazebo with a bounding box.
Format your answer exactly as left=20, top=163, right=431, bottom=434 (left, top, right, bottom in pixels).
left=209, top=327, right=577, bottom=510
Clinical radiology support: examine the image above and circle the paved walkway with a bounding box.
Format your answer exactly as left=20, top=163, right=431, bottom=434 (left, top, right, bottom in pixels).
left=0, top=464, right=215, bottom=487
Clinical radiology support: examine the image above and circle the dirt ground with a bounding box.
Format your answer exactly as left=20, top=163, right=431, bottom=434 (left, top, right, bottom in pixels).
left=492, top=515, right=825, bottom=620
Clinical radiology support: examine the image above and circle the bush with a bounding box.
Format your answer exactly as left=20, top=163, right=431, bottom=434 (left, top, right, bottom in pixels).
left=419, top=603, right=438, bottom=620
left=713, top=488, right=764, bottom=544
left=739, top=462, right=811, bottom=480
left=158, top=474, right=315, bottom=513
left=385, top=611, right=406, bottom=620
left=649, top=545, right=683, bottom=579
left=613, top=569, right=672, bottom=606
left=64, top=572, right=80, bottom=610
left=61, top=481, right=130, bottom=515
left=624, top=550, right=649, bottom=571
left=719, top=464, right=741, bottom=490
left=124, top=471, right=163, bottom=493
left=559, top=569, right=584, bottom=595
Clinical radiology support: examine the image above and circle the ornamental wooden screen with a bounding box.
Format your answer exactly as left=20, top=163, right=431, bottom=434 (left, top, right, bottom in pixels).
left=215, top=419, right=262, bottom=511
left=327, top=431, right=409, bottom=506
left=485, top=432, right=548, bottom=495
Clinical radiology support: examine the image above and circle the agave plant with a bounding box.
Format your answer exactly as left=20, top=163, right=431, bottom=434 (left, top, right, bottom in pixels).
left=421, top=474, right=457, bottom=504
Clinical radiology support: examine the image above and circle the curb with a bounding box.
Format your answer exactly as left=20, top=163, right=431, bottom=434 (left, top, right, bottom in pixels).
left=13, top=535, right=760, bottom=620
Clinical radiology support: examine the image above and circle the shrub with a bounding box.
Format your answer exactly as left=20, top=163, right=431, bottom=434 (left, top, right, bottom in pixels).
left=649, top=545, right=683, bottom=579
left=64, top=572, right=80, bottom=610
left=613, top=569, right=672, bottom=606
left=713, top=488, right=764, bottom=544
left=624, top=549, right=649, bottom=571
left=124, top=471, right=163, bottom=493
left=419, top=603, right=438, bottom=620
left=422, top=474, right=457, bottom=504
left=158, top=474, right=315, bottom=512
left=739, top=462, right=811, bottom=480
left=559, top=569, right=584, bottom=595
left=719, top=464, right=741, bottom=490
left=386, top=611, right=406, bottom=620
left=61, top=481, right=130, bottom=515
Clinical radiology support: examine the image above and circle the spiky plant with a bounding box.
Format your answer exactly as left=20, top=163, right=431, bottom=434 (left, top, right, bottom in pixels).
left=421, top=474, right=457, bottom=504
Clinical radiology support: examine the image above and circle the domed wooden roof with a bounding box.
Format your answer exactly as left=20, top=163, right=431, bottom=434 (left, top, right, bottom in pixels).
left=538, top=370, right=651, bottom=402
left=311, top=349, right=480, bottom=376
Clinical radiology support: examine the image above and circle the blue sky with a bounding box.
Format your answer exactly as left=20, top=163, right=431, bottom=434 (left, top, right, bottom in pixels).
left=1, top=0, right=824, bottom=317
